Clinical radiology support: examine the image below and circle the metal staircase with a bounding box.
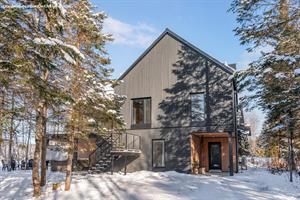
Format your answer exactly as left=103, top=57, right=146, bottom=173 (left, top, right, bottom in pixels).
left=88, top=132, right=141, bottom=173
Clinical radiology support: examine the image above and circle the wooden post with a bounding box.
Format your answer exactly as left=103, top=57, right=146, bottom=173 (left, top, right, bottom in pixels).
left=228, top=133, right=234, bottom=176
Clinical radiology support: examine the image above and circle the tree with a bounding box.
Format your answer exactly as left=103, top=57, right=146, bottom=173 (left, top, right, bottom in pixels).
left=1, top=0, right=86, bottom=196
left=231, top=0, right=299, bottom=156
left=244, top=111, right=261, bottom=155
left=61, top=0, right=125, bottom=190
left=1, top=0, right=125, bottom=195
left=231, top=0, right=299, bottom=182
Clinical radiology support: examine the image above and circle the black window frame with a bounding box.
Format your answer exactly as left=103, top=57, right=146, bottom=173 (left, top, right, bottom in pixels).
left=152, top=139, right=166, bottom=168
left=131, top=97, right=151, bottom=129
left=190, top=92, right=206, bottom=122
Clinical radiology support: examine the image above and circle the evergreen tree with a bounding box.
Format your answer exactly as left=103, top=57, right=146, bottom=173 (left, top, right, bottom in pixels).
left=61, top=0, right=125, bottom=190
left=230, top=0, right=300, bottom=162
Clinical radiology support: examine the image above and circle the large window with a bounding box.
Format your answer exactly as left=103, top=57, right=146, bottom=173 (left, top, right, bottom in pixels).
left=190, top=93, right=205, bottom=121
left=132, top=98, right=151, bottom=128
left=152, top=140, right=165, bottom=168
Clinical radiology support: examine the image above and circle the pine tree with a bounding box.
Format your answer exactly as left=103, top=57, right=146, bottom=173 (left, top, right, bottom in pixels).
left=61, top=0, right=125, bottom=190
left=230, top=0, right=300, bottom=163
left=1, top=0, right=87, bottom=196
left=1, top=0, right=125, bottom=195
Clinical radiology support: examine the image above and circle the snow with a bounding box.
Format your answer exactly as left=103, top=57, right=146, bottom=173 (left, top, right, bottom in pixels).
left=33, top=38, right=56, bottom=46
left=88, top=118, right=96, bottom=123
left=0, top=168, right=299, bottom=200
left=50, top=38, right=85, bottom=59
left=263, top=67, right=272, bottom=74
left=107, top=109, right=117, bottom=115
left=33, top=37, right=85, bottom=60
left=49, top=0, right=66, bottom=17
left=271, top=124, right=285, bottom=132
left=62, top=50, right=76, bottom=65
left=295, top=68, right=300, bottom=76
left=275, top=72, right=286, bottom=79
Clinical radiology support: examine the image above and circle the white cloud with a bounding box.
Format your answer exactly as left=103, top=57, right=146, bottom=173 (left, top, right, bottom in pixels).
left=237, top=46, right=273, bottom=70
left=103, top=17, right=159, bottom=48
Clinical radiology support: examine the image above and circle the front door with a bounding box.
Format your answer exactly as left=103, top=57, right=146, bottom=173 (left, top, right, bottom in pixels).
left=208, top=142, right=221, bottom=170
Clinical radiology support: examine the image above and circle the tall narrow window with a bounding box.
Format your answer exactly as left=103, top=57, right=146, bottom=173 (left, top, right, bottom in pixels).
left=152, top=140, right=165, bottom=168
left=191, top=93, right=205, bottom=121
left=132, top=98, right=151, bottom=128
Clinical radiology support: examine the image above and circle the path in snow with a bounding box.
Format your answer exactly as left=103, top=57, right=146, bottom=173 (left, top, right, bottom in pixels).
left=0, top=168, right=299, bottom=200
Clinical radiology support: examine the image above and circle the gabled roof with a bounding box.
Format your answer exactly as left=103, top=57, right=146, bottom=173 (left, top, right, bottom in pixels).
left=118, top=28, right=235, bottom=80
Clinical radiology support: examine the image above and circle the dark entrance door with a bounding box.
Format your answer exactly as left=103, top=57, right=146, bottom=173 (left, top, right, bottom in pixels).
left=208, top=142, right=221, bottom=170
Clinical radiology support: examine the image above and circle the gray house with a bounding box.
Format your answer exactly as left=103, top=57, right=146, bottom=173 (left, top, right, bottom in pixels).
left=114, top=29, right=243, bottom=175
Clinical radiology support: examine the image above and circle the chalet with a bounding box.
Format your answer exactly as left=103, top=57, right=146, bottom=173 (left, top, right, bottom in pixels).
left=48, top=29, right=247, bottom=175
left=113, top=29, right=246, bottom=175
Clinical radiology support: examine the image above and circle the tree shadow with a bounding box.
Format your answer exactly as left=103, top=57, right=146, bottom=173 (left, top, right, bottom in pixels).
left=157, top=44, right=234, bottom=172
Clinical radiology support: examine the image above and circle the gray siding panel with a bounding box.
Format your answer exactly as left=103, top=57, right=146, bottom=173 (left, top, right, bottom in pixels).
left=114, top=33, right=234, bottom=172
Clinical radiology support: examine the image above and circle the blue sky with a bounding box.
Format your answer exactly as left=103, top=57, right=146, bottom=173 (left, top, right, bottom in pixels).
left=92, top=0, right=264, bottom=134
left=92, top=0, right=260, bottom=78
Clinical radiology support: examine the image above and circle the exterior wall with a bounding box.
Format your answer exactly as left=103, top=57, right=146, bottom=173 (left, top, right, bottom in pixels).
left=76, top=138, right=96, bottom=160
left=115, top=33, right=235, bottom=172
left=50, top=160, right=67, bottom=172
left=191, top=134, right=237, bottom=172
left=115, top=34, right=234, bottom=132
left=117, top=128, right=191, bottom=173
left=200, top=137, right=236, bottom=172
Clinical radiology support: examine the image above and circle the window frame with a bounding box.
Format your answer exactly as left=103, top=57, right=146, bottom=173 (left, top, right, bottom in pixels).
left=152, top=139, right=166, bottom=168
left=131, top=97, right=151, bottom=129
left=190, top=92, right=206, bottom=122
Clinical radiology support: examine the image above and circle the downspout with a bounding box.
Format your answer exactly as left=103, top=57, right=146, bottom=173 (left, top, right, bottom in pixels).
left=233, top=80, right=239, bottom=173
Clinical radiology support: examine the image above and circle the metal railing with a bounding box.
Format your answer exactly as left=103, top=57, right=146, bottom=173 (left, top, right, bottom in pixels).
left=88, top=132, right=141, bottom=169
left=115, top=132, right=141, bottom=151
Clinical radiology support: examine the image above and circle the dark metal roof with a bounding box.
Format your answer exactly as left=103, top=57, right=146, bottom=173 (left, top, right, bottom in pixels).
left=118, top=28, right=235, bottom=80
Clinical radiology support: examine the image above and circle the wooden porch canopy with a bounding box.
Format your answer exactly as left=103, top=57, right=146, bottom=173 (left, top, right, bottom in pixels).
left=191, top=132, right=236, bottom=175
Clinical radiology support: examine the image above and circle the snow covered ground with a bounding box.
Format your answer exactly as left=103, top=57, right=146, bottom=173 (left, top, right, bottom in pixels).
left=0, top=168, right=299, bottom=200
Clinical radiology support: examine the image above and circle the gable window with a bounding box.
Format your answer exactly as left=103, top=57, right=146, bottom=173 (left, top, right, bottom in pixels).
left=131, top=98, right=151, bottom=128
left=152, top=139, right=165, bottom=168
left=190, top=93, right=205, bottom=121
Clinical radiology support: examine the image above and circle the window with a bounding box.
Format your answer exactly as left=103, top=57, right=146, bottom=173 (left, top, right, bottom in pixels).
left=190, top=93, right=205, bottom=121
left=152, top=140, right=165, bottom=168
left=132, top=98, right=151, bottom=128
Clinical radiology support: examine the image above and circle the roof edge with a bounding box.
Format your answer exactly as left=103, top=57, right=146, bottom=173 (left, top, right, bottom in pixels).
left=118, top=28, right=234, bottom=80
